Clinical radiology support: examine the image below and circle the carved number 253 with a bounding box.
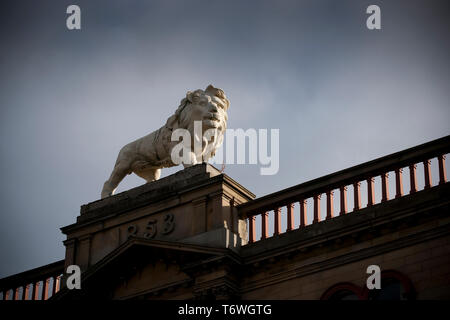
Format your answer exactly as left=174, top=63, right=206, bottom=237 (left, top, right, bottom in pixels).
left=127, top=213, right=175, bottom=239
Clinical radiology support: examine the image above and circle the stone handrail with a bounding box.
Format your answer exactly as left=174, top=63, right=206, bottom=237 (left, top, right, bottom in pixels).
left=0, top=260, right=64, bottom=300
left=238, top=135, right=450, bottom=244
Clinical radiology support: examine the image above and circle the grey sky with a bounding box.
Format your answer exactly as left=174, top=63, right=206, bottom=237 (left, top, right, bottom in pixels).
left=0, top=0, right=449, bottom=278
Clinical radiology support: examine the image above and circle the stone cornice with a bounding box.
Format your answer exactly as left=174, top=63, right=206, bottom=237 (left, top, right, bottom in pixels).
left=61, top=165, right=254, bottom=235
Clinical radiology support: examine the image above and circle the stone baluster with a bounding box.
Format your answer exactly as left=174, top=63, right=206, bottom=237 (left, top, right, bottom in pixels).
left=395, top=168, right=403, bottom=198
left=409, top=164, right=417, bottom=194
left=287, top=204, right=294, bottom=231
left=299, top=200, right=307, bottom=227
left=54, top=276, right=61, bottom=294
left=313, top=194, right=321, bottom=223
left=381, top=172, right=389, bottom=202
left=14, top=287, right=20, bottom=300
left=326, top=191, right=334, bottom=220
left=274, top=208, right=281, bottom=235
left=367, top=177, right=375, bottom=207
left=43, top=278, right=50, bottom=300
left=353, top=182, right=361, bottom=211
left=24, top=284, right=31, bottom=300
left=248, top=216, right=255, bottom=243
left=261, top=212, right=268, bottom=240
left=33, top=281, right=40, bottom=300
left=340, top=186, right=347, bottom=215
left=438, top=155, right=447, bottom=185
left=423, top=159, right=432, bottom=189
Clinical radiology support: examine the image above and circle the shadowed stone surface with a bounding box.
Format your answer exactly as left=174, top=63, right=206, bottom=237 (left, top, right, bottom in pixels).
left=79, top=163, right=224, bottom=224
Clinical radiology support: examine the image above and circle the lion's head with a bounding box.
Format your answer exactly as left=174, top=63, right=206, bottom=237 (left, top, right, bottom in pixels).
left=176, top=85, right=229, bottom=132
left=164, top=85, right=229, bottom=161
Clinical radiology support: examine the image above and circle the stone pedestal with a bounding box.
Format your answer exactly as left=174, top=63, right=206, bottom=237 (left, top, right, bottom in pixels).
left=61, top=164, right=255, bottom=275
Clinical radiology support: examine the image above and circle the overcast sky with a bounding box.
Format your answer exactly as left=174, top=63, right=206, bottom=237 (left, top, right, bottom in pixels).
left=0, top=0, right=449, bottom=278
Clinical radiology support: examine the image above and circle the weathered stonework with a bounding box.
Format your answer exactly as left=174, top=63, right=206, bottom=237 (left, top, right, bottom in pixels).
left=2, top=136, right=448, bottom=300
left=61, top=163, right=255, bottom=274
left=55, top=164, right=450, bottom=300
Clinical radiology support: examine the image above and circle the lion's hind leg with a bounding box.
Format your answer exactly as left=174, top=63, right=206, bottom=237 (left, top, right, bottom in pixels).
left=134, top=166, right=161, bottom=183
left=101, top=161, right=131, bottom=198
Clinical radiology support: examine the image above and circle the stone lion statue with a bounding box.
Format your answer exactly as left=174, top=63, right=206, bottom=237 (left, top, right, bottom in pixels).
left=101, top=85, right=229, bottom=198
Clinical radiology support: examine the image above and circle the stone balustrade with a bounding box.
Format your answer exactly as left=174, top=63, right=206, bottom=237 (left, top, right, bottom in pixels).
left=238, top=135, right=449, bottom=244
left=0, top=260, right=64, bottom=300
left=1, top=135, right=449, bottom=299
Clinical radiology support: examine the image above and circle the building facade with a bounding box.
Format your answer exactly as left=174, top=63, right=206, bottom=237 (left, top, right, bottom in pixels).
left=1, top=136, right=449, bottom=300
